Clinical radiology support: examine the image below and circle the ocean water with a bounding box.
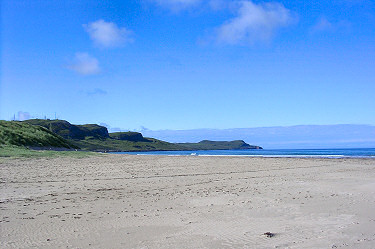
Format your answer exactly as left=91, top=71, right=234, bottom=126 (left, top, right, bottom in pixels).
left=113, top=148, right=375, bottom=158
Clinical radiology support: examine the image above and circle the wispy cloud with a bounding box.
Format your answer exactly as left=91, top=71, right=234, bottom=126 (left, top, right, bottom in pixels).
left=68, top=53, right=100, bottom=75
left=310, top=17, right=351, bottom=34
left=99, top=123, right=110, bottom=129
left=208, top=0, right=228, bottom=11
left=86, top=88, right=107, bottom=96
left=83, top=20, right=133, bottom=48
left=311, top=17, right=334, bottom=33
left=110, top=127, right=124, bottom=132
left=17, top=111, right=31, bottom=121
left=139, top=126, right=150, bottom=132
left=215, top=1, right=295, bottom=45
left=149, top=0, right=202, bottom=11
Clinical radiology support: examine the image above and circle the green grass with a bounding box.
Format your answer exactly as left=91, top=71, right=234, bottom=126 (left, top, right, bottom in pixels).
left=70, top=137, right=187, bottom=152
left=1, top=119, right=186, bottom=152
left=3, top=119, right=262, bottom=152
left=0, top=120, right=77, bottom=148
left=0, top=145, right=97, bottom=159
left=110, top=132, right=149, bottom=142
left=24, top=119, right=109, bottom=139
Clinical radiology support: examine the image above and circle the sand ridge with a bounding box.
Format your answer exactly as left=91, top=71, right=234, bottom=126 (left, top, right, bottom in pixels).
left=1, top=155, right=375, bottom=248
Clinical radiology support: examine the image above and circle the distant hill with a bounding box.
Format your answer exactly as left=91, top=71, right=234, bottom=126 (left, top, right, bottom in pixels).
left=110, top=132, right=150, bottom=142
left=177, top=140, right=262, bottom=150
left=15, top=119, right=263, bottom=152
left=0, top=120, right=77, bottom=149
left=22, top=119, right=183, bottom=151
left=142, top=125, right=375, bottom=149
left=72, top=136, right=186, bottom=152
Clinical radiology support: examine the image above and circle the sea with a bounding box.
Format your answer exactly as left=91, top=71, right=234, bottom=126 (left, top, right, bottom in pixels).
left=112, top=148, right=375, bottom=158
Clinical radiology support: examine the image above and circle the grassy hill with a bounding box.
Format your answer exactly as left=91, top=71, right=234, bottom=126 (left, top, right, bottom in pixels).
left=72, top=136, right=186, bottom=152
left=20, top=120, right=186, bottom=151
left=24, top=119, right=109, bottom=139
left=0, top=120, right=77, bottom=149
left=2, top=119, right=262, bottom=152
left=110, top=132, right=149, bottom=142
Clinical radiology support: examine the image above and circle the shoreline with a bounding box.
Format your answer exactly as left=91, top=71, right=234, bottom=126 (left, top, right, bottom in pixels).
left=112, top=147, right=375, bottom=159
left=1, top=155, right=374, bottom=248
left=116, top=153, right=375, bottom=159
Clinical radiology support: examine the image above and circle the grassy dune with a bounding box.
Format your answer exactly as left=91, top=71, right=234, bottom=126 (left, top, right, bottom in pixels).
left=0, top=120, right=77, bottom=149
left=0, top=145, right=95, bottom=159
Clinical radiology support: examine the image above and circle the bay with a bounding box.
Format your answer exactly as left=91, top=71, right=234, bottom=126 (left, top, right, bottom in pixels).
left=112, top=148, right=375, bottom=158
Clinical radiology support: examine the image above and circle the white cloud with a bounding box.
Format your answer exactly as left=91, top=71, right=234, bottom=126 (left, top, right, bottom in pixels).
left=150, top=0, right=202, bottom=11
left=83, top=20, right=133, bottom=48
left=215, top=1, right=295, bottom=45
left=68, top=53, right=100, bottom=75
left=17, top=111, right=31, bottom=121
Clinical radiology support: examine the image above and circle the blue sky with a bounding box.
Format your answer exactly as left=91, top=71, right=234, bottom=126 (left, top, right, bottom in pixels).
left=1, top=0, right=374, bottom=131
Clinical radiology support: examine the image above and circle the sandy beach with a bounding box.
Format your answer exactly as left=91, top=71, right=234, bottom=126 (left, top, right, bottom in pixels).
left=1, top=155, right=374, bottom=248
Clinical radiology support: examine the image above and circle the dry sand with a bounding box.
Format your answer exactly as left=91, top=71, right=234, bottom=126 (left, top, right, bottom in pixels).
left=1, top=155, right=375, bottom=248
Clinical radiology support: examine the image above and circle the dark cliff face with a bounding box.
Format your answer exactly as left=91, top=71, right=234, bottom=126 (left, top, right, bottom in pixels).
left=24, top=119, right=110, bottom=140
left=234, top=140, right=263, bottom=150
left=110, top=132, right=150, bottom=142
left=76, top=124, right=109, bottom=139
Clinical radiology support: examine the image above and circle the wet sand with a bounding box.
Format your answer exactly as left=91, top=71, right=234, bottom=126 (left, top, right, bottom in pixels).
left=1, top=155, right=375, bottom=248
